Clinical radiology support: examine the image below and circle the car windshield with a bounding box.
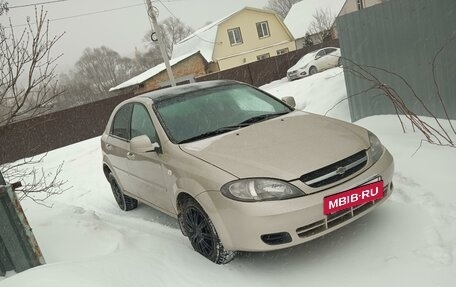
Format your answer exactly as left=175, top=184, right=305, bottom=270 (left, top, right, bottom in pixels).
left=154, top=84, right=292, bottom=144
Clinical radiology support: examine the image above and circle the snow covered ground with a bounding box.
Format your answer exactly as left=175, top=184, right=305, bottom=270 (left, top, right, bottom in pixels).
left=1, top=68, right=455, bottom=286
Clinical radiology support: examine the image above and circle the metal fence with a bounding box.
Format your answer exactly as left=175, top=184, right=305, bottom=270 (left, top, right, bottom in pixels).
left=336, top=0, right=456, bottom=122
left=196, top=40, right=340, bottom=87
left=0, top=183, right=45, bottom=276
left=0, top=91, right=136, bottom=165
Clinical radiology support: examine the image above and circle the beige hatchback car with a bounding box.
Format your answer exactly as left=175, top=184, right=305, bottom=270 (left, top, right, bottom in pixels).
left=101, top=80, right=394, bottom=264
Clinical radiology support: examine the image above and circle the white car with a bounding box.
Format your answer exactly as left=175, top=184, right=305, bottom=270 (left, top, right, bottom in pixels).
left=287, top=47, right=341, bottom=81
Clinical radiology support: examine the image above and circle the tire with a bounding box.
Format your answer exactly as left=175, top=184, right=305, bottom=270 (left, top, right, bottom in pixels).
left=309, top=66, right=317, bottom=75
left=338, top=57, right=342, bottom=67
left=181, top=198, right=235, bottom=264
left=108, top=173, right=138, bottom=211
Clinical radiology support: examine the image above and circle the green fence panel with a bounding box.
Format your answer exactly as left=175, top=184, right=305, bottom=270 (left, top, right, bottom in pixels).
left=0, top=185, right=45, bottom=276
left=336, top=0, right=456, bottom=122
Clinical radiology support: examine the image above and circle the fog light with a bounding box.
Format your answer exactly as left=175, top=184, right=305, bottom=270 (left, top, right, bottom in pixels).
left=261, top=232, right=292, bottom=245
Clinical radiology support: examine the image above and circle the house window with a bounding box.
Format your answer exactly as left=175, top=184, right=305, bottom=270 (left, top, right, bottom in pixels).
left=256, top=21, right=270, bottom=38
left=276, top=48, right=289, bottom=55
left=228, top=27, right=243, bottom=45
left=257, top=53, right=270, bottom=61
left=357, top=0, right=364, bottom=10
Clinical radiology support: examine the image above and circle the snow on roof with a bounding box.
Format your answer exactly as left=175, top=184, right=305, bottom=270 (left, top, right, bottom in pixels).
left=171, top=9, right=239, bottom=62
left=284, top=0, right=346, bottom=39
left=109, top=52, right=199, bottom=91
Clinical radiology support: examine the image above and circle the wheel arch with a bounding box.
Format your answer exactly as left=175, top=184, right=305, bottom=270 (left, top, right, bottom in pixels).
left=103, top=163, right=112, bottom=180
left=176, top=192, right=194, bottom=214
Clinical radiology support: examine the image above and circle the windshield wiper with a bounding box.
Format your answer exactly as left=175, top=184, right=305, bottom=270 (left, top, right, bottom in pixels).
left=239, top=111, right=289, bottom=125
left=178, top=124, right=247, bottom=144
left=178, top=112, right=289, bottom=144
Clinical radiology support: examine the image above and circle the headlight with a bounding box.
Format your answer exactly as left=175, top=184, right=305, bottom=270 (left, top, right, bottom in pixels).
left=367, top=131, right=384, bottom=163
left=221, top=178, right=304, bottom=202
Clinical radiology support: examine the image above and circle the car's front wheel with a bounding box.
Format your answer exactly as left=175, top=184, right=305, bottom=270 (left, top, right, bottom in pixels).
left=181, top=198, right=235, bottom=264
left=108, top=173, right=138, bottom=211
left=309, top=66, right=318, bottom=75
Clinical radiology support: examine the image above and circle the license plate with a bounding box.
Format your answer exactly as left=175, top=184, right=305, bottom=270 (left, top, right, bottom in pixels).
left=323, top=180, right=384, bottom=215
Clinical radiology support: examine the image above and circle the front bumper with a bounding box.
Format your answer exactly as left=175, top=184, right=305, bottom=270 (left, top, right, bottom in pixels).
left=196, top=149, right=394, bottom=252
left=287, top=70, right=307, bottom=80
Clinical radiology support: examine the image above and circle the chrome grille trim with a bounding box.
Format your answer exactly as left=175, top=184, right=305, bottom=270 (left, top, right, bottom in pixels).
left=296, top=185, right=388, bottom=238
left=300, top=150, right=368, bottom=188
left=305, top=156, right=367, bottom=185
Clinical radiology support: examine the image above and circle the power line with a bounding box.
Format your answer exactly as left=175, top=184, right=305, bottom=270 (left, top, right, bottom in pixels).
left=51, top=3, right=145, bottom=21
left=9, top=0, right=69, bottom=9
left=11, top=3, right=146, bottom=28
left=156, top=0, right=216, bottom=44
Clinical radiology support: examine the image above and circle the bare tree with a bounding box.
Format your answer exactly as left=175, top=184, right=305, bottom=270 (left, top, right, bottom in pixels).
left=160, top=17, right=194, bottom=57
left=0, top=1, right=8, bottom=16
left=1, top=155, right=66, bottom=205
left=307, top=8, right=335, bottom=44
left=304, top=32, right=314, bottom=47
left=132, top=47, right=162, bottom=74
left=326, top=53, right=456, bottom=152
left=144, top=16, right=194, bottom=58
left=0, top=7, right=64, bottom=126
left=70, top=46, right=136, bottom=96
left=265, top=0, right=301, bottom=20
left=52, top=73, right=93, bottom=109
left=0, top=7, right=67, bottom=204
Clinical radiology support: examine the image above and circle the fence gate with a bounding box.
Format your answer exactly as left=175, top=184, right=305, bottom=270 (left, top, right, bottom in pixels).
left=0, top=183, right=45, bottom=276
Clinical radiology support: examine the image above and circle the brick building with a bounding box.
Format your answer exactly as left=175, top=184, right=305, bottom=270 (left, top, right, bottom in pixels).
left=110, top=51, right=207, bottom=95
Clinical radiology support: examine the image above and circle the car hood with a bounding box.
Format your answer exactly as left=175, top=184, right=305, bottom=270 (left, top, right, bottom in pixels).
left=180, top=111, right=369, bottom=181
left=287, top=55, right=314, bottom=73
left=287, top=61, right=309, bottom=73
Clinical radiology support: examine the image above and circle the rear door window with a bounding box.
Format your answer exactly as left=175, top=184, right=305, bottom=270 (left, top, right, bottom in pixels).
left=111, top=104, right=133, bottom=140
left=325, top=48, right=337, bottom=54
left=316, top=50, right=326, bottom=58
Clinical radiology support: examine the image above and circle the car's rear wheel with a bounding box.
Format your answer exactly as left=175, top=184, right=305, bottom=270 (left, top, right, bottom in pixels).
left=181, top=198, right=235, bottom=264
left=108, top=173, right=138, bottom=211
left=338, top=57, right=342, bottom=67
left=309, top=66, right=318, bottom=75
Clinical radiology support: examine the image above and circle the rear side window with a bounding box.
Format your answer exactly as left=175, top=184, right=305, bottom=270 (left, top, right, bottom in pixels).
left=325, top=48, right=337, bottom=54
left=131, top=104, right=158, bottom=143
left=111, top=104, right=132, bottom=140
left=316, top=50, right=326, bottom=58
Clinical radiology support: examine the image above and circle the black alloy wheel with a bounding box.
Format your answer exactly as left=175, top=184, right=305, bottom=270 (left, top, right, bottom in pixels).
left=181, top=198, right=235, bottom=264
left=184, top=206, right=214, bottom=257
left=108, top=173, right=138, bottom=211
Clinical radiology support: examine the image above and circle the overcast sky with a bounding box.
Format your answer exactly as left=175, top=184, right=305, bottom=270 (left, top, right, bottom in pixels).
left=1, top=0, right=268, bottom=73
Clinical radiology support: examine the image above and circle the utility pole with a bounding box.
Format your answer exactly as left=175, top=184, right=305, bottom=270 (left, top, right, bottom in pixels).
left=146, top=0, right=176, bottom=87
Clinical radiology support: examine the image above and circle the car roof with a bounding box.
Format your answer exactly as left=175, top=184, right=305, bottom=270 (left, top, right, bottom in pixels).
left=138, top=80, right=240, bottom=103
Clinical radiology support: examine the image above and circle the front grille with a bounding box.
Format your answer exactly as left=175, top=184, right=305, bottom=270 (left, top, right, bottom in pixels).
left=300, top=150, right=367, bottom=188
left=296, top=185, right=388, bottom=238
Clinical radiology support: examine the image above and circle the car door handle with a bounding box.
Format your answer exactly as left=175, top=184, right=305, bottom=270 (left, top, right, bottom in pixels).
left=105, top=144, right=112, bottom=151
left=127, top=152, right=135, bottom=160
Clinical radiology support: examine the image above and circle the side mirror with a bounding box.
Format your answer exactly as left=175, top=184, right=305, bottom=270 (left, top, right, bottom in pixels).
left=130, top=135, right=160, bottom=153
left=281, top=96, right=296, bottom=108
